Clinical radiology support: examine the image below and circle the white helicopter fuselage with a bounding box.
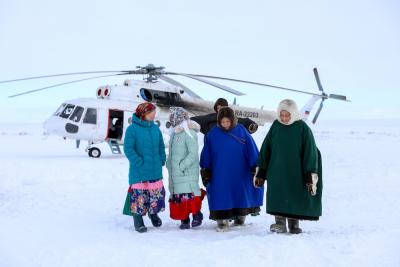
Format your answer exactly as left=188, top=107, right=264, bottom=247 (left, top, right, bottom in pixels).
left=42, top=78, right=317, bottom=157
left=44, top=79, right=278, bottom=137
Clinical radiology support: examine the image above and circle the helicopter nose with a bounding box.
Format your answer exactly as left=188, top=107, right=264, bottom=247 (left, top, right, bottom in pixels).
left=43, top=116, right=66, bottom=136
left=43, top=117, right=56, bottom=134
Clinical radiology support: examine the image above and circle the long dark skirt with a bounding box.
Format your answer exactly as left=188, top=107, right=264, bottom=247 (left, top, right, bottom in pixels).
left=210, top=207, right=261, bottom=220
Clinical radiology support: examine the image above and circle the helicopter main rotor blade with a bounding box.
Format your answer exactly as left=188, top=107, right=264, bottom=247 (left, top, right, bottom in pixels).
left=8, top=73, right=125, bottom=98
left=158, top=75, right=203, bottom=99
left=167, top=72, right=245, bottom=96
left=0, top=71, right=130, bottom=84
left=166, top=72, right=322, bottom=98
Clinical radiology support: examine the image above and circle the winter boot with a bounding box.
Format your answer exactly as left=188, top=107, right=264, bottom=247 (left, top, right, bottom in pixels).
left=133, top=214, right=147, bottom=233
left=233, top=216, right=246, bottom=226
left=270, top=216, right=287, bottom=233
left=216, top=219, right=230, bottom=232
left=149, top=213, right=162, bottom=227
left=288, top=219, right=302, bottom=234
left=191, top=212, right=203, bottom=228
left=180, top=218, right=190, bottom=230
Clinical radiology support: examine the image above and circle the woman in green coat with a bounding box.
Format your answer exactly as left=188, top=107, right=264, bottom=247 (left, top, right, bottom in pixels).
left=166, top=107, right=205, bottom=230
left=255, top=99, right=322, bottom=234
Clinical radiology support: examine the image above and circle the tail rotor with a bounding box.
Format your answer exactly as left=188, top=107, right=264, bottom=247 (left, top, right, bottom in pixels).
left=311, top=68, right=348, bottom=124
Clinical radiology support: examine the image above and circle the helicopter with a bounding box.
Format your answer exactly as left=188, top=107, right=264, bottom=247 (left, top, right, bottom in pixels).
left=0, top=64, right=349, bottom=158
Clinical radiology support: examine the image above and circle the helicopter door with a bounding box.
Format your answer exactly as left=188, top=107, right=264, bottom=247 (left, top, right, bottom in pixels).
left=107, top=110, right=124, bottom=140
left=76, top=107, right=101, bottom=140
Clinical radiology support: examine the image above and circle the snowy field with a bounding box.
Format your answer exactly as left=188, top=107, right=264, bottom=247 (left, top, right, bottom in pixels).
left=0, top=120, right=399, bottom=267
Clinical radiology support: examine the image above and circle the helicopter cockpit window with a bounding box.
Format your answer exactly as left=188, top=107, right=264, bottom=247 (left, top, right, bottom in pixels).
left=59, top=104, right=76, bottom=119
left=70, top=106, right=84, bottom=122
left=83, top=108, right=97, bottom=124
left=53, top=103, right=66, bottom=116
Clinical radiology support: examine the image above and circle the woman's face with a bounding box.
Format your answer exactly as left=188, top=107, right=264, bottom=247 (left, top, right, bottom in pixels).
left=280, top=110, right=291, bottom=124
left=144, top=110, right=156, bottom=121
left=220, top=117, right=232, bottom=130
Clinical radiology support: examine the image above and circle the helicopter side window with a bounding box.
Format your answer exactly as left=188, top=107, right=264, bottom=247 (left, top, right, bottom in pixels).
left=60, top=104, right=76, bottom=119
left=53, top=103, right=66, bottom=116
left=83, top=108, right=97, bottom=124
left=70, top=106, right=84, bottom=122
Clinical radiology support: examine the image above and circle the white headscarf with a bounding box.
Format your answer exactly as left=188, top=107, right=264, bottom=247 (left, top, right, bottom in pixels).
left=277, top=99, right=301, bottom=125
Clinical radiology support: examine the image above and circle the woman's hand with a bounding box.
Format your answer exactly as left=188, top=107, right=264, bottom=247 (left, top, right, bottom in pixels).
left=200, top=168, right=212, bottom=186
left=305, top=173, right=318, bottom=196
left=253, top=177, right=265, bottom=188
left=178, top=161, right=186, bottom=173
left=253, top=167, right=266, bottom=188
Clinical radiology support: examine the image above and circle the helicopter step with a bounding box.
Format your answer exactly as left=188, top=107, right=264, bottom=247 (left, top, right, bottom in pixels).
left=108, top=139, right=122, bottom=154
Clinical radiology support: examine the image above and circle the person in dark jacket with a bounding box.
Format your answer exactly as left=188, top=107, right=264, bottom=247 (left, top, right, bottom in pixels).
left=191, top=98, right=258, bottom=136
left=254, top=99, right=323, bottom=234
left=200, top=107, right=264, bottom=232
left=122, top=102, right=167, bottom=233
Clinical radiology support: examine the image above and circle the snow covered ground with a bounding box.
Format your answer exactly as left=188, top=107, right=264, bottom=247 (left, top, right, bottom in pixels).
left=0, top=120, right=399, bottom=267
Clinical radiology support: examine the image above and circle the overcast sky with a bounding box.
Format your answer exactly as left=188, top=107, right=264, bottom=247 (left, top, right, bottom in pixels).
left=1, top=0, right=399, bottom=123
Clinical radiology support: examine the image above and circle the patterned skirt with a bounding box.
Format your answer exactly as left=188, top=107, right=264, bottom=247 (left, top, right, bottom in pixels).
left=123, top=179, right=166, bottom=216
left=169, top=189, right=206, bottom=220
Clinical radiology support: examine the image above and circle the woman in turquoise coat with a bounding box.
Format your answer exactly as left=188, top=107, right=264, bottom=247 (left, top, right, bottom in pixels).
left=122, top=102, right=166, bottom=233
left=166, top=107, right=205, bottom=230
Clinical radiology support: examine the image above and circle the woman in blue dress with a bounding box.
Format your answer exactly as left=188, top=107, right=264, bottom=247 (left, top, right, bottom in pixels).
left=200, top=107, right=264, bottom=231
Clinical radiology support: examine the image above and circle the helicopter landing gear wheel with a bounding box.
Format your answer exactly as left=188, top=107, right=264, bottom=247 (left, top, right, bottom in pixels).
left=88, top=147, right=101, bottom=158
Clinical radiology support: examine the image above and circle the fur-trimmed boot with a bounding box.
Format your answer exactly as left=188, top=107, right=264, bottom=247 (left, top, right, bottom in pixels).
left=149, top=213, right=162, bottom=227
left=180, top=218, right=190, bottom=230
left=288, top=219, right=302, bottom=234
left=216, top=219, right=230, bottom=232
left=270, top=216, right=287, bottom=233
left=233, top=216, right=246, bottom=226
left=133, top=214, right=147, bottom=233
left=191, top=212, right=203, bottom=228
